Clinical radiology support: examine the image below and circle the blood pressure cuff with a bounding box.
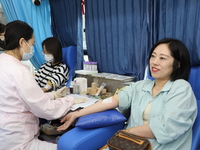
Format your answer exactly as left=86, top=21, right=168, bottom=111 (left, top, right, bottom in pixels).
left=75, top=109, right=126, bottom=129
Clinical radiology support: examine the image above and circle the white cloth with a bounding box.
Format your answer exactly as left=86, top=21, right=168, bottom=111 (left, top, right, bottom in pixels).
left=0, top=53, right=74, bottom=150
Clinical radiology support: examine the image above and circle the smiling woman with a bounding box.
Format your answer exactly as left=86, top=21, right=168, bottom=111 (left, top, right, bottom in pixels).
left=57, top=38, right=197, bottom=150
left=148, top=38, right=191, bottom=82
left=148, top=39, right=191, bottom=97
left=150, top=44, right=175, bottom=82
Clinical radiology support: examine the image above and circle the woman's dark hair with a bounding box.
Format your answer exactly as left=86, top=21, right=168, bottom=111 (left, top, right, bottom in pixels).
left=148, top=38, right=191, bottom=81
left=0, top=20, right=33, bottom=50
left=42, top=37, right=63, bottom=63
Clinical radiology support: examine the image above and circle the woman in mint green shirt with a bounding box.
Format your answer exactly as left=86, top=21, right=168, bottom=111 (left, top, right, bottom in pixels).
left=58, top=38, right=197, bottom=150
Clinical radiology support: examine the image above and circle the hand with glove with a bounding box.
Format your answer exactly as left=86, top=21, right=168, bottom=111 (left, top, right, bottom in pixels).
left=53, top=86, right=68, bottom=99
left=73, top=97, right=88, bottom=104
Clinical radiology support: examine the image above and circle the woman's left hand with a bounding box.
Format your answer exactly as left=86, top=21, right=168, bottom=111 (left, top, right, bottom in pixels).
left=57, top=111, right=78, bottom=131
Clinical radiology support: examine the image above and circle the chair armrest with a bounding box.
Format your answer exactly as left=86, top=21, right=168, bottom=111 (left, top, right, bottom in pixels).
left=57, top=122, right=124, bottom=150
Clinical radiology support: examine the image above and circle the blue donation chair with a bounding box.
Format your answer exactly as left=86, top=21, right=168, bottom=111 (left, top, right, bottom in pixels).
left=57, top=66, right=200, bottom=150
left=62, top=46, right=77, bottom=88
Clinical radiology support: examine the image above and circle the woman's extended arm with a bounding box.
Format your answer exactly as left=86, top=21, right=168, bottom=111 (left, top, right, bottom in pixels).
left=57, top=96, right=119, bottom=131
left=126, top=123, right=155, bottom=139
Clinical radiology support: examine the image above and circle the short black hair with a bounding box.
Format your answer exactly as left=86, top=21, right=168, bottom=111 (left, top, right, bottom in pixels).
left=0, top=20, right=33, bottom=50
left=42, top=37, right=63, bottom=63
left=148, top=38, right=191, bottom=81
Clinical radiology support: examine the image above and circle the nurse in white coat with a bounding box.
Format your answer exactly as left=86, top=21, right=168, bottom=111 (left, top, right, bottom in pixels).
left=0, top=20, right=80, bottom=150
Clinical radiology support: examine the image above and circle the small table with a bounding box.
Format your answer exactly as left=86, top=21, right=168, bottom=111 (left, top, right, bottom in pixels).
left=75, top=70, right=136, bottom=93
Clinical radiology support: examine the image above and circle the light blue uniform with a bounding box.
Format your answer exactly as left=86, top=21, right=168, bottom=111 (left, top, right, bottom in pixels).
left=118, top=79, right=197, bottom=150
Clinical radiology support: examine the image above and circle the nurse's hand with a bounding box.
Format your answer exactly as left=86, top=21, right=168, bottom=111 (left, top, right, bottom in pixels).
left=57, top=111, right=78, bottom=131
left=53, top=86, right=68, bottom=99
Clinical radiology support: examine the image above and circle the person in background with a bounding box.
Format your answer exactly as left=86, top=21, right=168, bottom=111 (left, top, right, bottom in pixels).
left=0, top=22, right=5, bottom=40
left=35, top=37, right=69, bottom=92
left=0, top=22, right=5, bottom=35
left=0, top=20, right=84, bottom=150
left=57, top=38, right=197, bottom=150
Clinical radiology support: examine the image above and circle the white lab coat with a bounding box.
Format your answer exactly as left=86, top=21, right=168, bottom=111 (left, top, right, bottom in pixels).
left=0, top=53, right=74, bottom=150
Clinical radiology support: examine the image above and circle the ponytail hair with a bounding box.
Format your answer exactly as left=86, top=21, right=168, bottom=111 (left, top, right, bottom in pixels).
left=0, top=20, right=33, bottom=50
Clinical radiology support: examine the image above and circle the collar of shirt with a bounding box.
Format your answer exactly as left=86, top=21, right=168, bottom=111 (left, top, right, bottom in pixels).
left=142, top=79, right=173, bottom=93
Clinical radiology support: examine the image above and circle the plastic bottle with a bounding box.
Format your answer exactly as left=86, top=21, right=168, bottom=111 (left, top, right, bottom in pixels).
left=91, top=62, right=97, bottom=71
left=73, top=81, right=80, bottom=94
left=83, top=62, right=88, bottom=70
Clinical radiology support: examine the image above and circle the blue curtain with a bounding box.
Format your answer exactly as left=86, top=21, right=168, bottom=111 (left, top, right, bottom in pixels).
left=152, top=0, right=200, bottom=66
left=85, top=0, right=151, bottom=80
left=0, top=0, right=52, bottom=70
left=49, top=0, right=83, bottom=70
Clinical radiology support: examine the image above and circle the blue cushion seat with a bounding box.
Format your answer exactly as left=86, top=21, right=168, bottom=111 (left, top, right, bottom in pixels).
left=75, top=109, right=127, bottom=129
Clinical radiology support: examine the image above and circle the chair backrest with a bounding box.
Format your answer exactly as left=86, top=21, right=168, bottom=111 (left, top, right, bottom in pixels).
left=188, top=66, right=200, bottom=150
left=62, top=46, right=77, bottom=87
left=143, top=66, right=154, bottom=80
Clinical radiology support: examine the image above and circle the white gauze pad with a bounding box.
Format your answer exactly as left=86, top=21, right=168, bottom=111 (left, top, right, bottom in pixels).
left=102, top=97, right=113, bottom=103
